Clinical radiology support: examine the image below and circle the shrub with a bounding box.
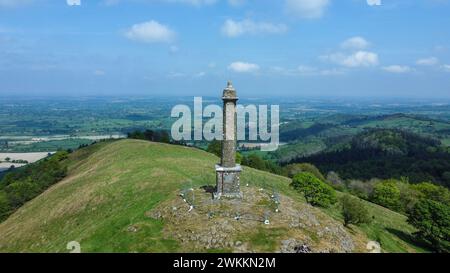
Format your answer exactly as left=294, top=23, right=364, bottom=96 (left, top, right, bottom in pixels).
left=412, top=182, right=450, bottom=204
left=291, top=172, right=337, bottom=208
left=4, top=178, right=39, bottom=207
left=0, top=191, right=11, bottom=221
left=341, top=194, right=371, bottom=227
left=241, top=154, right=282, bottom=174
left=235, top=152, right=242, bottom=164
left=371, top=180, right=401, bottom=211
left=326, top=171, right=345, bottom=190
left=0, top=152, right=68, bottom=222
left=128, top=129, right=170, bottom=143
left=284, top=163, right=325, bottom=181
left=206, top=140, right=222, bottom=157
left=242, top=154, right=266, bottom=170
left=397, top=181, right=420, bottom=213
left=407, top=199, right=450, bottom=253
left=442, top=172, right=450, bottom=188
left=347, top=179, right=377, bottom=200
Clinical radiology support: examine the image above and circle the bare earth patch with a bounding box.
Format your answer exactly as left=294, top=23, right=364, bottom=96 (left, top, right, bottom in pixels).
left=147, top=186, right=368, bottom=253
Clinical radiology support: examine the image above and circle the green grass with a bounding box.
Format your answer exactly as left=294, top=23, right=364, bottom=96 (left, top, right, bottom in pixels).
left=0, top=139, right=429, bottom=253
left=244, top=227, right=288, bottom=252
left=324, top=192, right=429, bottom=253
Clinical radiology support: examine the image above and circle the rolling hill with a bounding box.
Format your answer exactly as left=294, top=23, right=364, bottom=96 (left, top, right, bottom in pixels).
left=272, top=113, right=450, bottom=163
left=295, top=129, right=450, bottom=186
left=0, top=140, right=427, bottom=253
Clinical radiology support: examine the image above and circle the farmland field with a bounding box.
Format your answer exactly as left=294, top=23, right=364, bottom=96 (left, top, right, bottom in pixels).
left=0, top=152, right=51, bottom=162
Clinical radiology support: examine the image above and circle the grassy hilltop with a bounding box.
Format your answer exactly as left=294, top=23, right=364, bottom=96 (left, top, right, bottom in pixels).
left=0, top=140, right=427, bottom=253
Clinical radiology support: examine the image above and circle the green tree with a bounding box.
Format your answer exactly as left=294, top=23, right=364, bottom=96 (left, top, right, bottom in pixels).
left=5, top=178, right=39, bottom=207
left=283, top=163, right=325, bottom=181
left=235, top=152, right=242, bottom=164
left=207, top=141, right=242, bottom=164
left=158, top=131, right=170, bottom=144
left=326, top=171, right=345, bottom=190
left=371, top=180, right=401, bottom=211
left=442, top=172, right=450, bottom=188
left=407, top=199, right=450, bottom=252
left=206, top=140, right=222, bottom=157
left=127, top=130, right=170, bottom=143
left=347, top=179, right=377, bottom=200
left=0, top=152, right=68, bottom=222
left=397, top=182, right=420, bottom=213
left=127, top=130, right=145, bottom=140
left=412, top=182, right=450, bottom=204
left=341, top=194, right=371, bottom=227
left=241, top=154, right=281, bottom=174
left=0, top=191, right=11, bottom=221
left=290, top=172, right=337, bottom=208
left=242, top=154, right=267, bottom=171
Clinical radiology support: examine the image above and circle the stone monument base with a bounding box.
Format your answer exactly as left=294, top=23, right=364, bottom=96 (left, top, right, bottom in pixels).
left=214, top=164, right=242, bottom=199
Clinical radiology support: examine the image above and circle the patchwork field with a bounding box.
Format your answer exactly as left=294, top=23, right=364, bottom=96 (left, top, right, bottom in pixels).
left=0, top=152, right=51, bottom=163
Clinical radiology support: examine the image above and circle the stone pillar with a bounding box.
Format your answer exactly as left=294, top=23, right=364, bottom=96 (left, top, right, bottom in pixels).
left=222, top=82, right=237, bottom=167
left=214, top=81, right=242, bottom=199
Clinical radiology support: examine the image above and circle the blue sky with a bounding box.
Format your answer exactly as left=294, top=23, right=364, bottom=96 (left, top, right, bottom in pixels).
left=0, top=0, right=450, bottom=98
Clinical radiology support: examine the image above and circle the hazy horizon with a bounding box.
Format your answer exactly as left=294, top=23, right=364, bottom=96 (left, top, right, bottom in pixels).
left=1, top=0, right=450, bottom=98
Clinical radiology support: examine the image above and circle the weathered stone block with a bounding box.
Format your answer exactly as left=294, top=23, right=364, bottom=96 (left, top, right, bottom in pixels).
left=214, top=164, right=242, bottom=199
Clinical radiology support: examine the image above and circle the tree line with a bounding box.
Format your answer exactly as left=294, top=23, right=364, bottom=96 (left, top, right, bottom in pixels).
left=289, top=129, right=450, bottom=187
left=0, top=151, right=69, bottom=221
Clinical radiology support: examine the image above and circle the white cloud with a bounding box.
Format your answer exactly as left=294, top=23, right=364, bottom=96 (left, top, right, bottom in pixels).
left=382, top=65, right=412, bottom=73
left=341, top=36, right=370, bottom=50
left=323, top=51, right=379, bottom=67
left=228, top=62, right=260, bottom=73
left=416, top=57, right=439, bottom=66
left=367, top=0, right=381, bottom=6
left=321, top=37, right=379, bottom=69
left=221, top=19, right=288, bottom=38
left=442, top=65, right=450, bottom=72
left=285, top=0, right=330, bottom=19
left=125, top=20, right=175, bottom=43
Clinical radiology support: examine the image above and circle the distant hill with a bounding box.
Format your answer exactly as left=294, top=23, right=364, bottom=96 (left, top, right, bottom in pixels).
left=294, top=129, right=450, bottom=187
left=273, top=113, right=450, bottom=164
left=0, top=140, right=426, bottom=253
